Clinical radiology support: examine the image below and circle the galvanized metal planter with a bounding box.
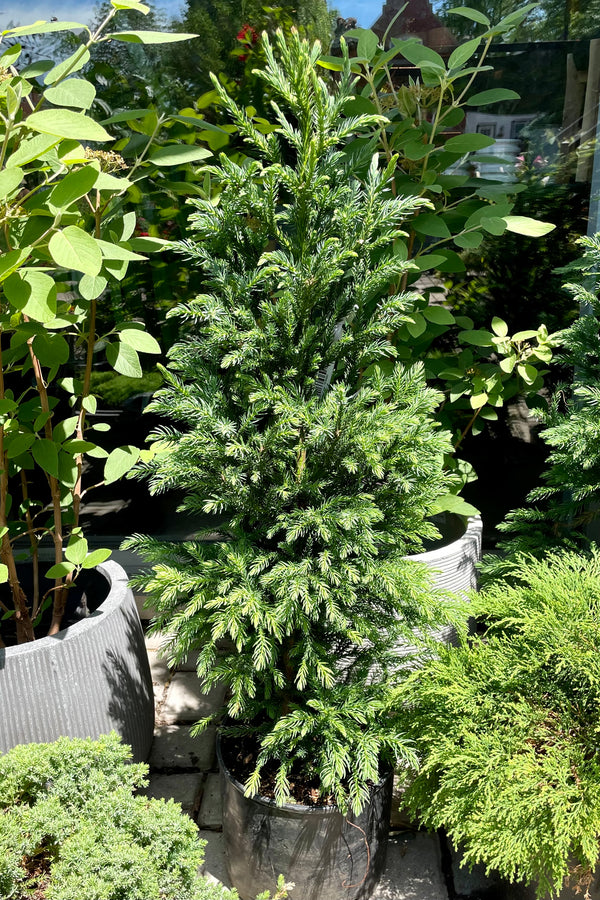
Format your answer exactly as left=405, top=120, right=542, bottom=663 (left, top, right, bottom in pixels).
left=395, top=515, right=483, bottom=657
left=0, top=560, right=154, bottom=762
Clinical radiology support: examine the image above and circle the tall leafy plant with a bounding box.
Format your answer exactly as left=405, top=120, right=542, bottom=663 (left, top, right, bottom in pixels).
left=0, top=1, right=202, bottom=645
left=317, top=6, right=556, bottom=488
left=127, top=30, right=455, bottom=813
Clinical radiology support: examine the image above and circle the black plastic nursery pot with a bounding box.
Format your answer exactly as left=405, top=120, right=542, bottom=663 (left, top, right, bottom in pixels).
left=217, top=734, right=393, bottom=900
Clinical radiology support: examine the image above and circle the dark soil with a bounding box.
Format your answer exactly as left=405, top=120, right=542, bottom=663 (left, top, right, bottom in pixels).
left=0, top=567, right=110, bottom=648
left=220, top=731, right=376, bottom=808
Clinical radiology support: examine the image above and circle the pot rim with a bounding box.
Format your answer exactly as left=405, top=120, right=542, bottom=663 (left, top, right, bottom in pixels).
left=0, top=560, right=129, bottom=658
left=216, top=729, right=392, bottom=816
left=409, top=513, right=482, bottom=565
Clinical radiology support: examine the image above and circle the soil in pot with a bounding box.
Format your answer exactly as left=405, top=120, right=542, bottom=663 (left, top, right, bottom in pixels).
left=0, top=567, right=109, bottom=647
left=217, top=733, right=392, bottom=900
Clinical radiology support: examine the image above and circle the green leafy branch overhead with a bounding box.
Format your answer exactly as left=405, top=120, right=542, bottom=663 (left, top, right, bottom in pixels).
left=0, top=2, right=203, bottom=642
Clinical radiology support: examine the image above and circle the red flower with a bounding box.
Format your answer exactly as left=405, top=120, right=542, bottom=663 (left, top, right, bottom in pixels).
left=236, top=23, right=258, bottom=44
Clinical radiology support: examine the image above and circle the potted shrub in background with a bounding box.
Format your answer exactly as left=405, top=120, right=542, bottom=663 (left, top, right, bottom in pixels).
left=483, top=232, right=600, bottom=567
left=393, top=237, right=600, bottom=898
left=0, top=2, right=201, bottom=759
left=320, top=7, right=557, bottom=587
left=126, top=30, right=458, bottom=900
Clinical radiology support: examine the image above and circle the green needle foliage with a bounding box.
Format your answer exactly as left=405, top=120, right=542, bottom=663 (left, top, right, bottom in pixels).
left=399, top=549, right=600, bottom=899
left=126, top=31, right=455, bottom=813
left=0, top=733, right=242, bottom=900
left=483, top=234, right=600, bottom=568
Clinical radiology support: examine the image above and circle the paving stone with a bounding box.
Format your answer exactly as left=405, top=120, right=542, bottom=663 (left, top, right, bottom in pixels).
left=198, top=830, right=229, bottom=887
left=372, top=833, right=448, bottom=900
left=144, top=630, right=168, bottom=652
left=162, top=671, right=226, bottom=724
left=135, top=592, right=157, bottom=621
left=150, top=725, right=216, bottom=771
left=142, top=772, right=205, bottom=818
left=197, top=772, right=223, bottom=829
left=177, top=650, right=200, bottom=672
left=147, top=648, right=171, bottom=684
left=390, top=775, right=414, bottom=830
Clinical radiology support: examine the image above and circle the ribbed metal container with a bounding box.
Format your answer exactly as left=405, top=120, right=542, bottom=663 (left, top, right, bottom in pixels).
left=0, top=560, right=154, bottom=762
left=396, top=515, right=483, bottom=656
left=409, top=515, right=483, bottom=596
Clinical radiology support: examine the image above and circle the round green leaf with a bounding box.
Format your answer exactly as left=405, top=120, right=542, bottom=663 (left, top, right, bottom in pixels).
left=44, top=78, right=96, bottom=110
left=0, top=248, right=31, bottom=283
left=448, top=38, right=481, bottom=70
left=7, top=20, right=86, bottom=36
left=0, top=563, right=8, bottom=583
left=6, top=432, right=35, bottom=459
left=32, top=438, right=59, bottom=477
left=32, top=333, right=70, bottom=366
left=46, top=561, right=76, bottom=579
left=79, top=274, right=108, bottom=301
left=104, top=445, right=140, bottom=484
left=44, top=48, right=91, bottom=85
left=25, top=109, right=112, bottom=142
left=106, top=342, right=142, bottom=377
left=454, top=231, right=483, bottom=249
left=49, top=165, right=99, bottom=208
left=481, top=217, right=507, bottom=235
left=49, top=226, right=103, bottom=276
left=53, top=416, right=79, bottom=442
left=81, top=548, right=112, bottom=569
left=470, top=392, right=489, bottom=409
left=4, top=270, right=57, bottom=322
left=105, top=30, right=198, bottom=43
left=447, top=7, right=490, bottom=25
left=149, top=145, right=212, bottom=167
left=491, top=316, right=508, bottom=337
left=412, top=214, right=452, bottom=239
left=0, top=167, right=24, bottom=200
left=119, top=327, right=160, bottom=354
left=466, top=89, right=521, bottom=106
left=423, top=306, right=455, bottom=326
left=458, top=329, right=495, bottom=347
left=65, top=535, right=88, bottom=565
left=6, top=133, right=59, bottom=167
left=503, top=216, right=556, bottom=237
left=444, top=133, right=495, bottom=154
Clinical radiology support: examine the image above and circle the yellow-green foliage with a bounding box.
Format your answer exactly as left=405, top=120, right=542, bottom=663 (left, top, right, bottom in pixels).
left=0, top=733, right=238, bottom=900
left=401, top=549, right=600, bottom=898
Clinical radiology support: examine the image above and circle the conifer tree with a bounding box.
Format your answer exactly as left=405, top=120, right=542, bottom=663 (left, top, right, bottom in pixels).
left=484, top=233, right=600, bottom=568
left=125, top=31, right=454, bottom=813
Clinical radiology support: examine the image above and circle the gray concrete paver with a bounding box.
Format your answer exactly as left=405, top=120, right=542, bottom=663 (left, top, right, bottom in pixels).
left=142, top=772, right=205, bottom=818
left=161, top=671, right=226, bottom=724
left=150, top=724, right=216, bottom=771
left=197, top=772, right=223, bottom=829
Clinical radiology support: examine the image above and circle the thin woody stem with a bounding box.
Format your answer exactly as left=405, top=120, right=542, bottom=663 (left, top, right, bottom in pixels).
left=25, top=328, right=65, bottom=636
left=0, top=338, right=34, bottom=643
left=20, top=470, right=40, bottom=618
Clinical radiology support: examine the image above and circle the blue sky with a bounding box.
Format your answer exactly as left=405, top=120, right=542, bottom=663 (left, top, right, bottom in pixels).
left=0, top=0, right=184, bottom=29
left=1, top=0, right=384, bottom=32
left=335, top=0, right=382, bottom=27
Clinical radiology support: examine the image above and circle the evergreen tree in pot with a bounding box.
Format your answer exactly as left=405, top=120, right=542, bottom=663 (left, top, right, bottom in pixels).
left=126, top=30, right=456, bottom=900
